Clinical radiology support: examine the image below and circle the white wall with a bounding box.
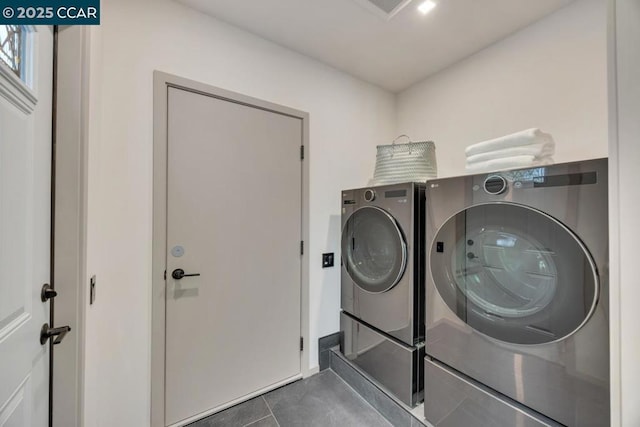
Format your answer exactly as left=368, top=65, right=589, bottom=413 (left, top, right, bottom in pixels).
left=396, top=0, right=608, bottom=177
left=82, top=1, right=395, bottom=425
left=609, top=0, right=640, bottom=425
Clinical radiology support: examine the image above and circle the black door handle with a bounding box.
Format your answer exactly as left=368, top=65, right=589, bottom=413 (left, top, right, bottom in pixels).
left=41, top=283, right=57, bottom=302
left=40, top=323, right=71, bottom=345
left=172, top=269, right=201, bottom=280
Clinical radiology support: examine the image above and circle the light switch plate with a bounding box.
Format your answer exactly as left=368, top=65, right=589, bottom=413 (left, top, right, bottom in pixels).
left=322, top=253, right=335, bottom=268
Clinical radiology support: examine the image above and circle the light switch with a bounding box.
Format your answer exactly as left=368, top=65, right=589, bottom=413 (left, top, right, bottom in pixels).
left=322, top=253, right=334, bottom=268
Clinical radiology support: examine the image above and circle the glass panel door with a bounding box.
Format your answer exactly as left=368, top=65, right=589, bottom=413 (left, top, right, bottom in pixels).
left=342, top=206, right=407, bottom=294
left=430, top=203, right=598, bottom=344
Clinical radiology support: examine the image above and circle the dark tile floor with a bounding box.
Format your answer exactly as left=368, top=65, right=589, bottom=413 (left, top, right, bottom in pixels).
left=189, top=370, right=392, bottom=427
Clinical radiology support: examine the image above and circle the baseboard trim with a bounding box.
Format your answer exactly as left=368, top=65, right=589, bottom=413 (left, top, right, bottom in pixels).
left=318, top=331, right=341, bottom=371
left=304, top=365, right=320, bottom=378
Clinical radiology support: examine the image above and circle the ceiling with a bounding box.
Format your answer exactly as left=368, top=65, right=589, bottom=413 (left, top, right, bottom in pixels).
left=177, top=0, right=576, bottom=92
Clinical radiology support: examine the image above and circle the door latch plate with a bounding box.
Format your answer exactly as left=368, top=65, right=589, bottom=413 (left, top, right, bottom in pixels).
left=90, top=275, right=96, bottom=305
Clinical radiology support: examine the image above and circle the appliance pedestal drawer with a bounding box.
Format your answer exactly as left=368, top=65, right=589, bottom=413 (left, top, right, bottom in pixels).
left=340, top=312, right=423, bottom=407
left=424, top=357, right=561, bottom=427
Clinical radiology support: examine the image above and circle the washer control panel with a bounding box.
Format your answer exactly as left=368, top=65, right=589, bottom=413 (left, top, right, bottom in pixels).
left=483, top=175, right=508, bottom=195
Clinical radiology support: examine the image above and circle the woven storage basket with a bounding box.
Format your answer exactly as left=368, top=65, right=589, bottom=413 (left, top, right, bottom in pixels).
left=369, top=135, right=437, bottom=185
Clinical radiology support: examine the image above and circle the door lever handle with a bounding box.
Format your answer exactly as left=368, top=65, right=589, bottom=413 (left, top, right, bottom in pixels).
left=41, top=283, right=57, bottom=302
left=40, top=323, right=71, bottom=345
left=172, top=268, right=201, bottom=280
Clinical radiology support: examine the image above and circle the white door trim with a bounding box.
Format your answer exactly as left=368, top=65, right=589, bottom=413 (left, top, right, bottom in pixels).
left=52, top=25, right=91, bottom=427
left=151, top=71, right=311, bottom=427
left=607, top=1, right=640, bottom=425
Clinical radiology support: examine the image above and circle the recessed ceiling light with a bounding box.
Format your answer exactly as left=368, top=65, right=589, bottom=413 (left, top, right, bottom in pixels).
left=418, top=0, right=436, bottom=15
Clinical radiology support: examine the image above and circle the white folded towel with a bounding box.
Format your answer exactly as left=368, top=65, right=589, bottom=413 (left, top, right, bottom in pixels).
left=466, top=143, right=555, bottom=165
left=465, top=128, right=555, bottom=157
left=465, top=155, right=554, bottom=173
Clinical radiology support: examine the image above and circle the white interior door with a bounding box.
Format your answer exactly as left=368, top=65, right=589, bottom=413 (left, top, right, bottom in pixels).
left=165, top=87, right=303, bottom=426
left=0, top=26, right=54, bottom=427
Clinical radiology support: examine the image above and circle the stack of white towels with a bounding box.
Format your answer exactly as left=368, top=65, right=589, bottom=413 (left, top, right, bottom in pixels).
left=465, top=128, right=555, bottom=173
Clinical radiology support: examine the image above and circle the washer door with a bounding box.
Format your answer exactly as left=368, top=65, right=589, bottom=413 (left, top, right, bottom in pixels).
left=430, top=203, right=599, bottom=345
left=342, top=206, right=407, bottom=294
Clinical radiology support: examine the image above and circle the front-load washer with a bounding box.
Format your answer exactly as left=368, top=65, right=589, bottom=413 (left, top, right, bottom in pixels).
left=341, top=182, right=425, bottom=346
left=424, top=158, right=609, bottom=427
left=340, top=182, right=425, bottom=407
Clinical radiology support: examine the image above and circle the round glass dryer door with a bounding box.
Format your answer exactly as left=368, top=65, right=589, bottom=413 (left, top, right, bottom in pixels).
left=342, top=206, right=407, bottom=294
left=430, top=203, right=599, bottom=345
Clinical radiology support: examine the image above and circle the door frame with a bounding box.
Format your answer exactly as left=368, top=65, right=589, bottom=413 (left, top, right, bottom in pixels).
left=51, top=25, right=91, bottom=427
left=151, top=71, right=311, bottom=427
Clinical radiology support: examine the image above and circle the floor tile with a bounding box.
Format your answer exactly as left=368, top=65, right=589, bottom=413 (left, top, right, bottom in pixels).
left=245, top=415, right=279, bottom=427
left=264, top=370, right=391, bottom=427
left=189, top=396, right=271, bottom=427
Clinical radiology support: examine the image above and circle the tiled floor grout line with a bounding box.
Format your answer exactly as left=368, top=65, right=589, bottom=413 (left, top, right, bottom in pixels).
left=261, top=396, right=281, bottom=427
left=242, top=413, right=275, bottom=427
left=328, top=368, right=394, bottom=427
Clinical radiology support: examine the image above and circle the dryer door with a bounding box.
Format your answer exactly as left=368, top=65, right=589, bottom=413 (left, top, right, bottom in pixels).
left=430, top=202, right=599, bottom=345
left=342, top=206, right=407, bottom=294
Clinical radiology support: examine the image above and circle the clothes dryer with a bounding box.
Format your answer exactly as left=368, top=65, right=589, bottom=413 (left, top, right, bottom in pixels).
left=340, top=182, right=425, bottom=407
left=424, top=158, right=609, bottom=426
left=341, top=182, right=425, bottom=345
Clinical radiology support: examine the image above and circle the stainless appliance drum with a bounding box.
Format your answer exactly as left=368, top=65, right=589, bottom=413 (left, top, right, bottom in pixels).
left=341, top=182, right=425, bottom=346
left=424, top=158, right=609, bottom=427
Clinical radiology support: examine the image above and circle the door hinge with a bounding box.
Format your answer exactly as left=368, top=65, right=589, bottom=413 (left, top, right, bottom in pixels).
left=164, top=270, right=167, bottom=280
left=300, top=336, right=304, bottom=351
left=300, top=241, right=304, bottom=255
left=300, top=145, right=304, bottom=160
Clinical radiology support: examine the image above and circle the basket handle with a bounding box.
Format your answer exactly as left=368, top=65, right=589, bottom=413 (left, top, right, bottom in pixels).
left=391, top=134, right=413, bottom=155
